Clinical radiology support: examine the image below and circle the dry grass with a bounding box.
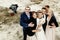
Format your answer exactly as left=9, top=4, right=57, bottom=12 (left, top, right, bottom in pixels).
left=0, top=7, right=21, bottom=24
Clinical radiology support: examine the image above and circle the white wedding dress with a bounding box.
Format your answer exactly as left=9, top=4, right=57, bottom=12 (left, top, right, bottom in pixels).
left=35, top=18, right=46, bottom=40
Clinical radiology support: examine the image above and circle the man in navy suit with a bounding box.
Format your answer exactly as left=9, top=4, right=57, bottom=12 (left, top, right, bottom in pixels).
left=20, top=6, right=34, bottom=40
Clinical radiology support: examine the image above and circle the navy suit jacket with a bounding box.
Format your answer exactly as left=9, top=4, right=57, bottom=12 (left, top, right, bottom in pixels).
left=20, top=12, right=32, bottom=30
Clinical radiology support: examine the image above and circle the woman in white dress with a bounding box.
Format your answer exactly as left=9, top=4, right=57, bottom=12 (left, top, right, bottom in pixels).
left=32, top=11, right=46, bottom=40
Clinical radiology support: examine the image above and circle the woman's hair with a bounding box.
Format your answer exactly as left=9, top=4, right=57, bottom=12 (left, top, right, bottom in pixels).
left=37, top=10, right=43, bottom=14
left=32, top=11, right=37, bottom=16
left=37, top=10, right=43, bottom=17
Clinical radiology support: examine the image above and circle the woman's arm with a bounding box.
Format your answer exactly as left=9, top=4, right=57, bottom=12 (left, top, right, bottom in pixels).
left=32, top=29, right=41, bottom=32
left=32, top=25, right=41, bottom=32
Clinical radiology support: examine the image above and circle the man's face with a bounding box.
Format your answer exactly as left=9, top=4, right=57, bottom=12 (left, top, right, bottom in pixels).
left=42, top=9, right=46, bottom=14
left=25, top=8, right=30, bottom=12
left=45, top=7, right=48, bottom=10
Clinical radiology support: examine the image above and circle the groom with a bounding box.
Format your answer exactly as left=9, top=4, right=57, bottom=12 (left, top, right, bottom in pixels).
left=42, top=7, right=47, bottom=32
left=20, top=6, right=34, bottom=40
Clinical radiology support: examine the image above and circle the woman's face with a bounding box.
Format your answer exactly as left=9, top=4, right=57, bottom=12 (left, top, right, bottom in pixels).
left=38, top=13, right=43, bottom=18
left=32, top=13, right=37, bottom=19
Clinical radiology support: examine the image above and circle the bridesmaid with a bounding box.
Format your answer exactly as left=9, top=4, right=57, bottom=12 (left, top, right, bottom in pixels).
left=27, top=11, right=37, bottom=40
left=45, top=5, right=59, bottom=40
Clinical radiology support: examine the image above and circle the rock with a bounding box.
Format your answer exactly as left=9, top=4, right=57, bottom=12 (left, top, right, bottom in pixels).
left=31, top=0, right=43, bottom=2
left=29, top=4, right=42, bottom=11
left=0, top=0, right=60, bottom=40
left=0, top=24, right=23, bottom=40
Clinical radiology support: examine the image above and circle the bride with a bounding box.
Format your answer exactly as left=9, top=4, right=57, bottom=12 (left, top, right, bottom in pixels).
left=32, top=10, right=46, bottom=40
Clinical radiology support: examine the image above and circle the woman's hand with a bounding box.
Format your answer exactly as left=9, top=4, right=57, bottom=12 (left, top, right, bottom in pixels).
left=38, top=25, right=41, bottom=27
left=51, top=23, right=56, bottom=28
left=51, top=23, right=55, bottom=26
left=32, top=30, right=39, bottom=32
left=28, top=22, right=34, bottom=27
left=32, top=30, right=36, bottom=32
